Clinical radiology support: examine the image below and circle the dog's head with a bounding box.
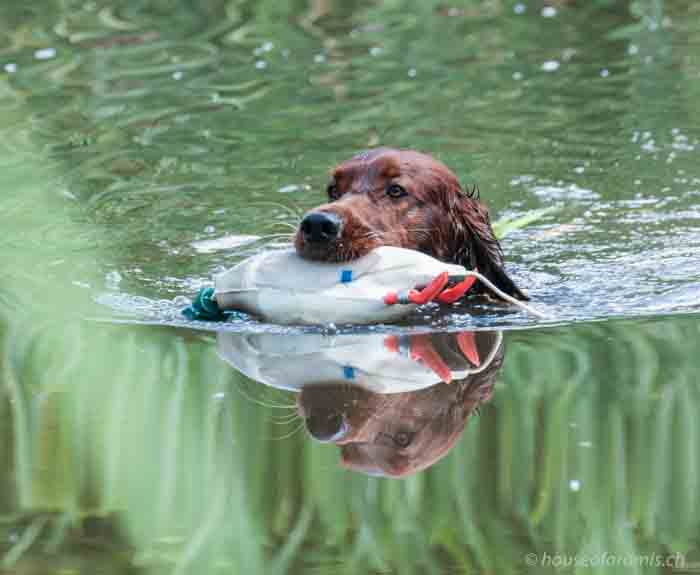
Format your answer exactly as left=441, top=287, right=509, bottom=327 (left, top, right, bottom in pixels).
left=295, top=148, right=526, bottom=300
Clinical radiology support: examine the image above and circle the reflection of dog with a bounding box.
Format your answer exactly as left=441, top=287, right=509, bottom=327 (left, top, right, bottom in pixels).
left=297, top=331, right=503, bottom=477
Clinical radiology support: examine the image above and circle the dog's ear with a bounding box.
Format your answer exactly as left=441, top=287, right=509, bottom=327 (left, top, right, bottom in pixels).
left=451, top=194, right=529, bottom=301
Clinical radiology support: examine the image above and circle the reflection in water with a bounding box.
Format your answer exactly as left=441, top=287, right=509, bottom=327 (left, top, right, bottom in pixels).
left=2, top=317, right=700, bottom=572
left=218, top=330, right=503, bottom=476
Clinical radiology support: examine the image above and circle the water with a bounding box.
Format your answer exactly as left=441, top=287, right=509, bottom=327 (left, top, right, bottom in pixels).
left=1, top=0, right=699, bottom=573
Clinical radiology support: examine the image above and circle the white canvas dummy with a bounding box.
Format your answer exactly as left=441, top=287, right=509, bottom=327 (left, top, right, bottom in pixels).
left=213, top=246, right=466, bottom=325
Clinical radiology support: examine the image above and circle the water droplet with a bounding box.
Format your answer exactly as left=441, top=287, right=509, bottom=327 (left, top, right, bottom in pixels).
left=407, top=68, right=417, bottom=78
left=569, top=479, right=582, bottom=492
left=34, top=48, right=56, bottom=60
left=542, top=60, right=560, bottom=72
left=641, top=139, right=657, bottom=152
left=204, top=225, right=216, bottom=234
left=253, top=42, right=274, bottom=56
left=600, top=68, right=610, bottom=78
left=369, top=46, right=383, bottom=57
left=172, top=70, right=183, bottom=80
left=255, top=60, right=267, bottom=70
left=4, top=63, right=16, bottom=73
left=513, top=3, right=526, bottom=14
left=542, top=6, right=557, bottom=18
left=628, top=44, right=639, bottom=55
left=314, top=53, right=326, bottom=64
left=574, top=166, right=585, bottom=174
left=512, top=71, right=523, bottom=80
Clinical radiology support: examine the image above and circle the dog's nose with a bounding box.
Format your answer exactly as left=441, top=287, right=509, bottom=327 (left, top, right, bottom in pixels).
left=300, top=211, right=341, bottom=243
left=305, top=408, right=348, bottom=442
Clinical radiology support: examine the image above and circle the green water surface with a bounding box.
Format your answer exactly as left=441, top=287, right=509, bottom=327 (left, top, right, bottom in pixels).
left=1, top=0, right=700, bottom=573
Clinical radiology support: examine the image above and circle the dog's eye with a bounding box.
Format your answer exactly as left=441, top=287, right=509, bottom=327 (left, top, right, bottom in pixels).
left=386, top=183, right=407, bottom=199
left=392, top=430, right=415, bottom=448
left=327, top=183, right=340, bottom=200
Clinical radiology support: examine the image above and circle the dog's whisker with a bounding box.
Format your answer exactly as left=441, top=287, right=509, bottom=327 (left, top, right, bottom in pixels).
left=268, top=221, right=299, bottom=232
left=254, top=233, right=294, bottom=240
left=229, top=382, right=297, bottom=409
left=228, top=233, right=293, bottom=255
left=269, top=411, right=302, bottom=424
left=264, top=418, right=307, bottom=441
left=354, top=229, right=387, bottom=243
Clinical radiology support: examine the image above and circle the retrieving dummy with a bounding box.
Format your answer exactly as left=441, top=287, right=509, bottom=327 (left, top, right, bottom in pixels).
left=182, top=246, right=541, bottom=325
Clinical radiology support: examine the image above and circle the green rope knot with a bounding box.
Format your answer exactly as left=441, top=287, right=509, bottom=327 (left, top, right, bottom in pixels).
left=182, top=287, right=232, bottom=321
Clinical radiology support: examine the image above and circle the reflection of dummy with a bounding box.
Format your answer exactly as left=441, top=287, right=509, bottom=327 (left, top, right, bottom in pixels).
left=217, top=330, right=503, bottom=477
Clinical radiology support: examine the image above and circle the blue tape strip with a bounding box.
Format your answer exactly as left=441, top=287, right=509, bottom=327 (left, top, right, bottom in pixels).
left=340, top=269, right=353, bottom=283
left=343, top=366, right=355, bottom=380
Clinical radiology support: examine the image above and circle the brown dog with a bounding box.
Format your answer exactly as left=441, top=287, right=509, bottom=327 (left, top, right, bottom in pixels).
left=295, top=148, right=527, bottom=301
